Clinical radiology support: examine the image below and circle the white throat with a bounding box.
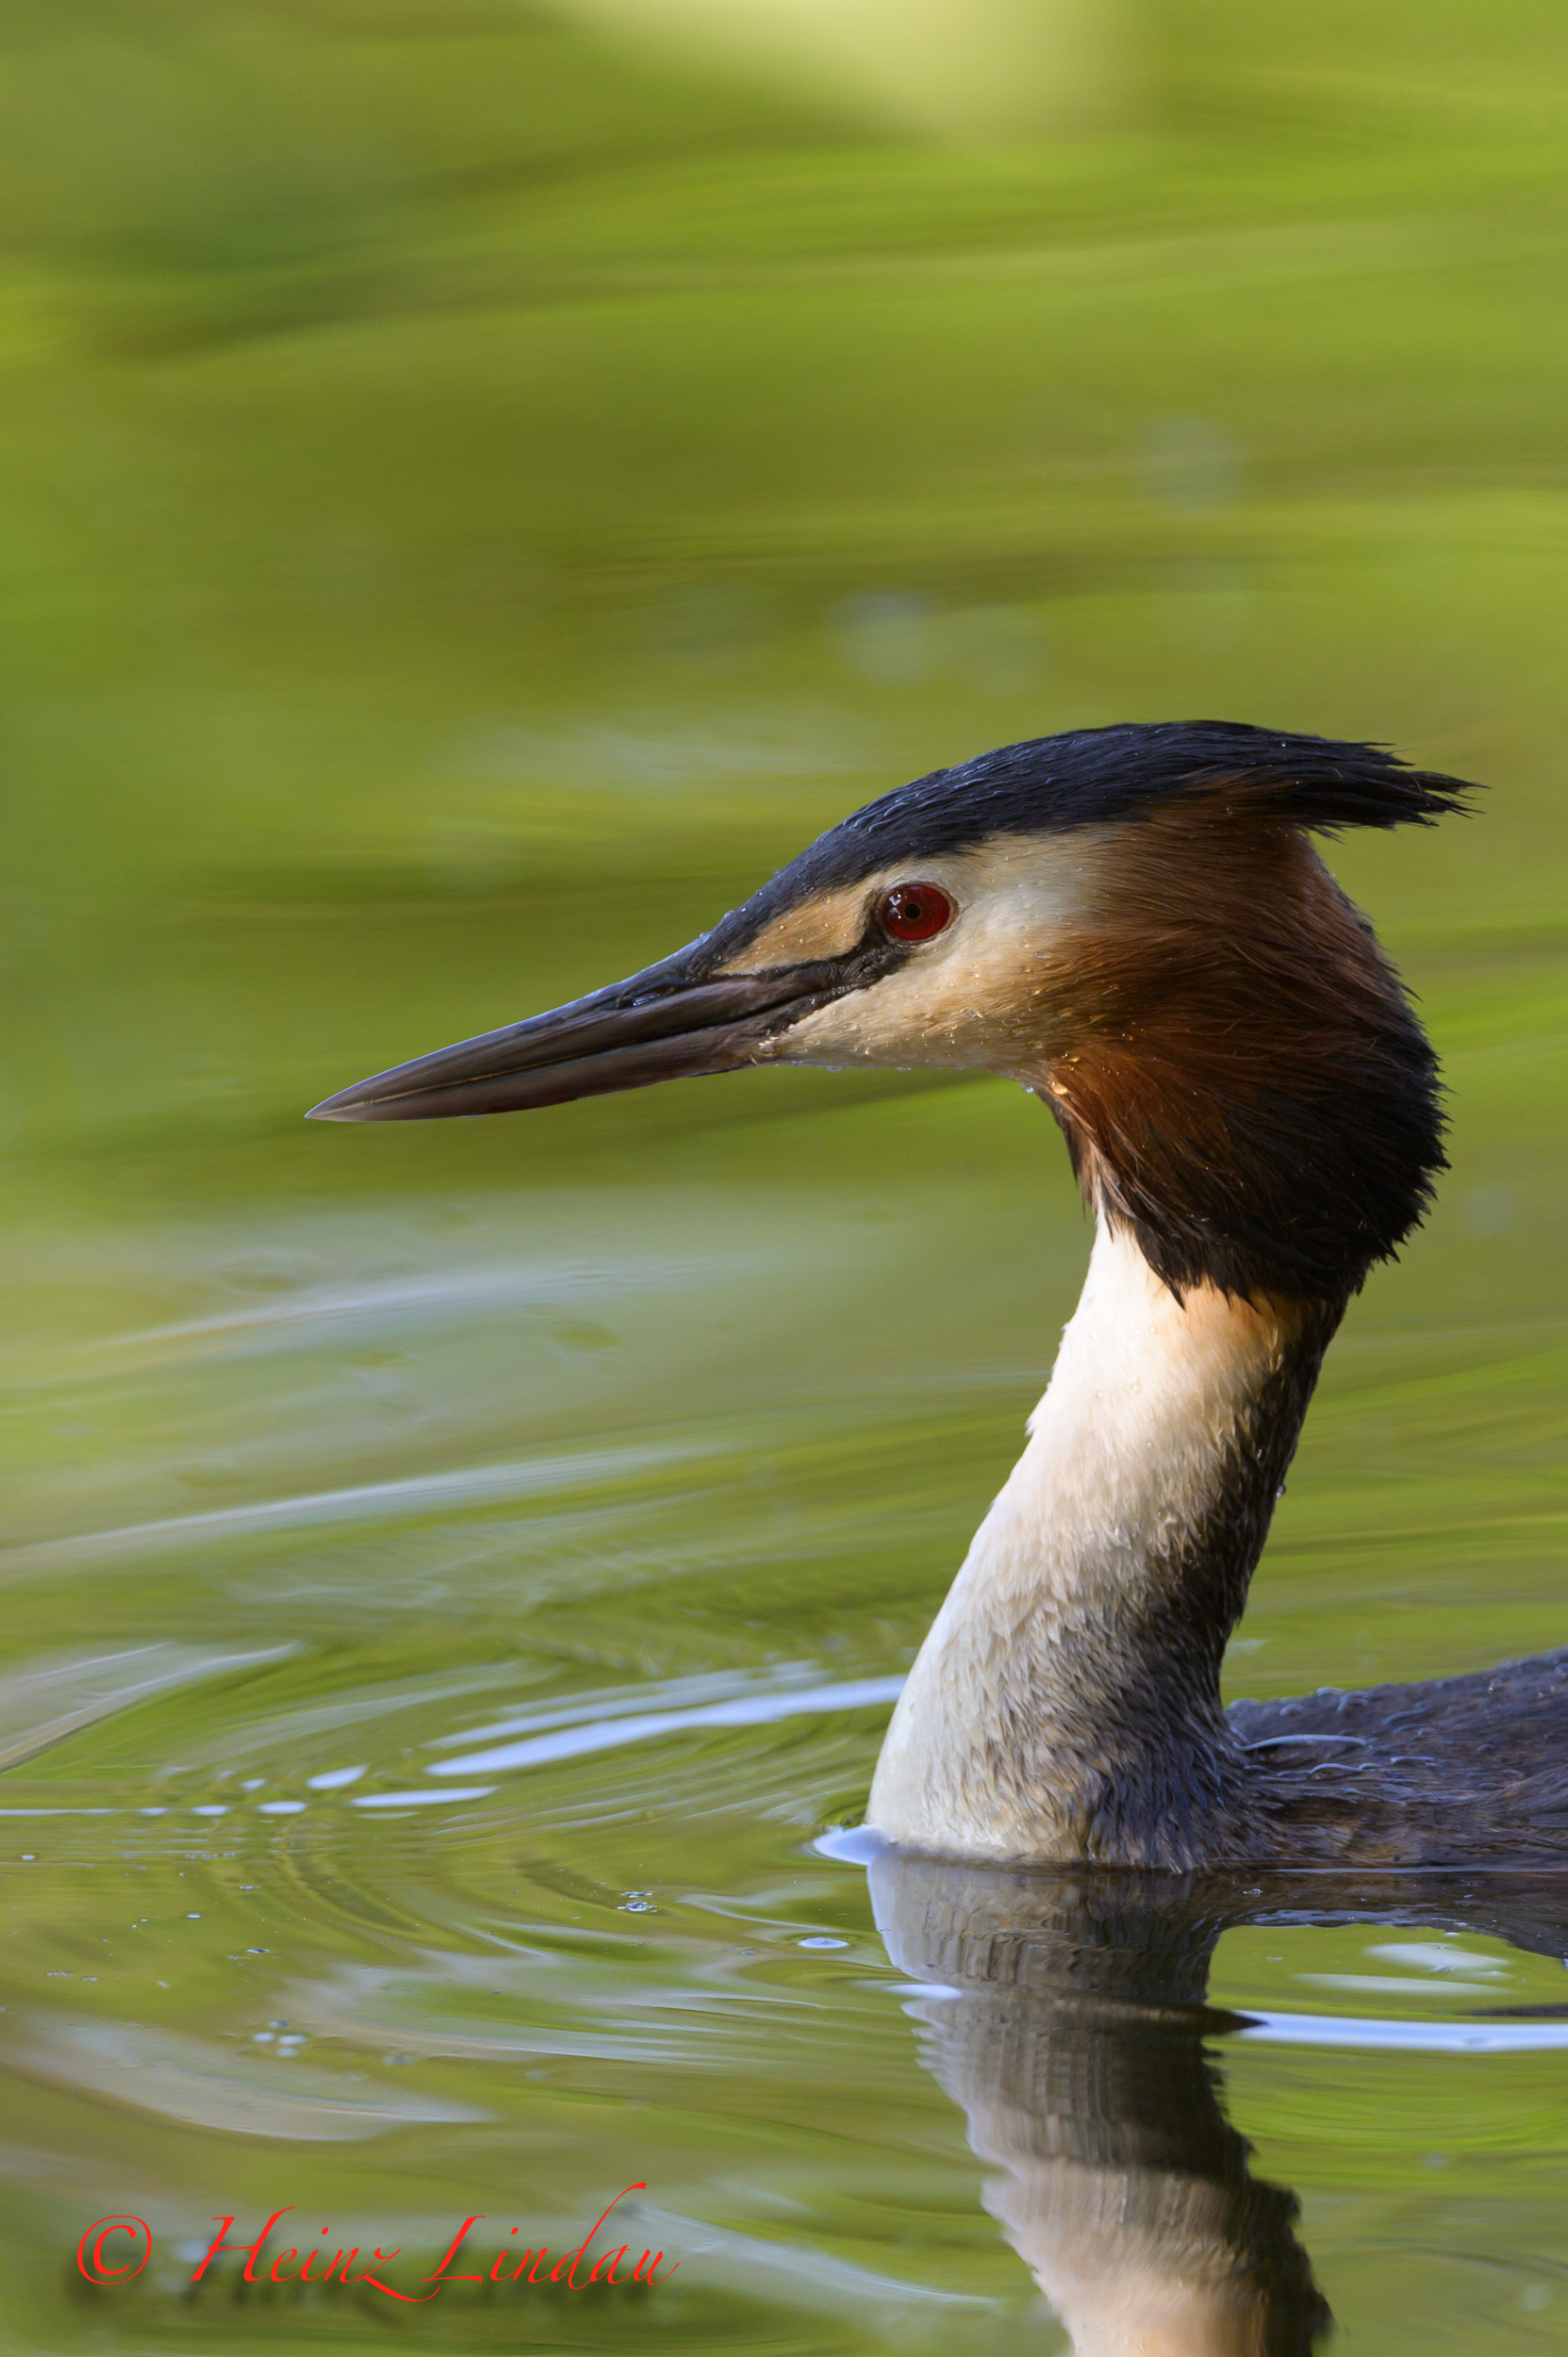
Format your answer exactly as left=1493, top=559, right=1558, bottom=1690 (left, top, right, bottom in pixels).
left=867, top=1222, right=1326, bottom=1866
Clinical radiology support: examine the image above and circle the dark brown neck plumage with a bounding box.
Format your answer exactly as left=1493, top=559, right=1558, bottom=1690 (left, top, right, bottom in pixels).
left=1038, top=809, right=1444, bottom=1303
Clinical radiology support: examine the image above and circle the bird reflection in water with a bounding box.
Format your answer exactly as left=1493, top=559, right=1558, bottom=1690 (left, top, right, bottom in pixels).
left=869, top=1854, right=1568, bottom=2356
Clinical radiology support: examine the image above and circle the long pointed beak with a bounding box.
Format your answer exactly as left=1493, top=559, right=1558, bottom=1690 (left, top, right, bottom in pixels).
left=306, top=954, right=835, bottom=1123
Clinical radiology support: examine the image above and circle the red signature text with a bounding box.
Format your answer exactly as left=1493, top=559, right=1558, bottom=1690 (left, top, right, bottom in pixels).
left=77, top=2187, right=676, bottom=2299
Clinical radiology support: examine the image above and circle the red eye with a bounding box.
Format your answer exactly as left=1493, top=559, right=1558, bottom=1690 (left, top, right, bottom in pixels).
left=878, top=882, right=954, bottom=943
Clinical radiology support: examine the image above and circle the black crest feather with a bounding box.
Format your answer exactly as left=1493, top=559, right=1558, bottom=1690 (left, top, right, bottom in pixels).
left=701, top=720, right=1478, bottom=960
left=821, top=721, right=1477, bottom=879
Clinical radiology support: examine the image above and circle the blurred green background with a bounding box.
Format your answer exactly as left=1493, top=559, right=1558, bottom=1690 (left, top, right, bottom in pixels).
left=2, top=3, right=1568, bottom=2351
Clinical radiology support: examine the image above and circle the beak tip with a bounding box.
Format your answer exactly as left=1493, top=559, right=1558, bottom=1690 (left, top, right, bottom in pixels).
left=306, top=1090, right=379, bottom=1123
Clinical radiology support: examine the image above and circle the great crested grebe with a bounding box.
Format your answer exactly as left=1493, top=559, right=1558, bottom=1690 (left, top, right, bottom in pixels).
left=312, top=720, right=1567, bottom=1870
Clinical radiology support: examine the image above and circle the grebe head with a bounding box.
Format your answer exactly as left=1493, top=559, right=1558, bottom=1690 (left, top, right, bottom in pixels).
left=310, top=721, right=1475, bottom=1302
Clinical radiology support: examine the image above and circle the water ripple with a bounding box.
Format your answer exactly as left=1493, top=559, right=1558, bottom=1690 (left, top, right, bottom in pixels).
left=7, top=2014, right=491, bottom=2139
left=428, top=1675, right=905, bottom=1777
left=0, top=1435, right=726, bottom=1578
left=0, top=1643, right=293, bottom=1771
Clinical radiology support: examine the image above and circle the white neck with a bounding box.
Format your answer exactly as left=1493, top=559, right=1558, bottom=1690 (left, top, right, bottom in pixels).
left=867, top=1223, right=1332, bottom=1868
